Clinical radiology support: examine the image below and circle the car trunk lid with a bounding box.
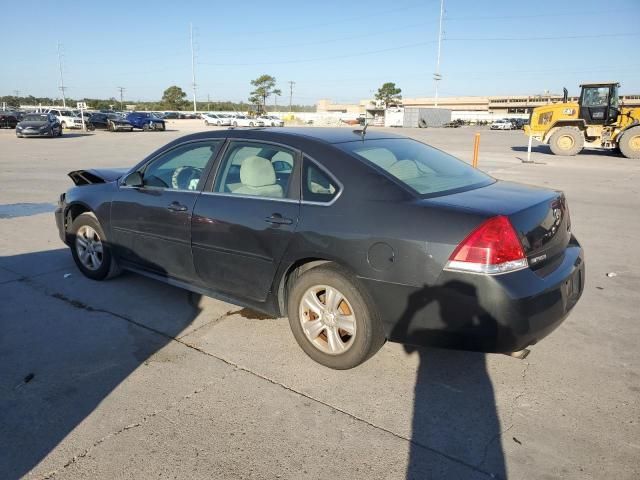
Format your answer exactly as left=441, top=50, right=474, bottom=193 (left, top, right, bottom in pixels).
left=425, top=181, right=571, bottom=270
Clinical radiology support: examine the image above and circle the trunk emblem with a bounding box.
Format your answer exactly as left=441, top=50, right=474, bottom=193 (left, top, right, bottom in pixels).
left=531, top=253, right=547, bottom=264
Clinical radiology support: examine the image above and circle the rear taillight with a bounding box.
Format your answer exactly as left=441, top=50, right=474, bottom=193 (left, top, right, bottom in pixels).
left=445, top=215, right=528, bottom=275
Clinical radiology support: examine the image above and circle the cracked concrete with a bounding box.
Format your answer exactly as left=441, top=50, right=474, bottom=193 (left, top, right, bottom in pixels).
left=1, top=125, right=639, bottom=479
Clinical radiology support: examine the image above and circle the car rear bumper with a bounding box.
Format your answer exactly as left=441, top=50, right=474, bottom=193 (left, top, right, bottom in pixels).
left=360, top=238, right=585, bottom=353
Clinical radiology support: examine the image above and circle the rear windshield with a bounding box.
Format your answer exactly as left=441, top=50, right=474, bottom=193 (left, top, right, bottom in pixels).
left=338, top=138, right=493, bottom=196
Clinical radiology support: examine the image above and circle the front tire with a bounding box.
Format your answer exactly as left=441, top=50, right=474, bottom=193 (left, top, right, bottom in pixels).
left=287, top=264, right=385, bottom=369
left=69, top=212, right=121, bottom=281
left=618, top=126, right=640, bottom=159
left=549, top=126, right=584, bottom=156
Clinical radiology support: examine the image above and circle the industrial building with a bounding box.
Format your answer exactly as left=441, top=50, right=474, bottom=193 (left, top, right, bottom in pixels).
left=318, top=93, right=640, bottom=122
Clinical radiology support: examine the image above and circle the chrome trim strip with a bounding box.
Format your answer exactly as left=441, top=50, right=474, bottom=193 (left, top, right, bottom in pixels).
left=199, top=191, right=299, bottom=204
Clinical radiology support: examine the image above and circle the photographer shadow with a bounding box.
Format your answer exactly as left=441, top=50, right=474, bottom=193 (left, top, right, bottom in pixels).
left=392, top=281, right=512, bottom=480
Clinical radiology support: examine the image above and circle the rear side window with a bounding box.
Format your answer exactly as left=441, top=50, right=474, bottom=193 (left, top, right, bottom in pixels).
left=302, top=158, right=339, bottom=203
left=338, top=138, right=493, bottom=197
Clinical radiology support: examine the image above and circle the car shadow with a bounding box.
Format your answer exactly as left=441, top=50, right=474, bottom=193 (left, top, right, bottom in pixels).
left=0, top=247, right=201, bottom=479
left=391, top=282, right=508, bottom=479
left=59, top=133, right=95, bottom=138
left=511, top=145, right=619, bottom=157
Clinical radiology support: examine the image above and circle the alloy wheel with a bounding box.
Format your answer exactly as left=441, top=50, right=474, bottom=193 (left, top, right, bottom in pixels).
left=75, top=225, right=104, bottom=271
left=299, top=285, right=356, bottom=355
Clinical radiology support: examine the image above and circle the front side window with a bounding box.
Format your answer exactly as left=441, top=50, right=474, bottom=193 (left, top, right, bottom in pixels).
left=142, top=141, right=220, bottom=190
left=338, top=138, right=493, bottom=197
left=214, top=142, right=296, bottom=199
left=582, top=87, right=609, bottom=107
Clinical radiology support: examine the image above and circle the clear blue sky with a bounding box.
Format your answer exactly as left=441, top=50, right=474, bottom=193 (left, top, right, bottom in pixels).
left=2, top=0, right=639, bottom=104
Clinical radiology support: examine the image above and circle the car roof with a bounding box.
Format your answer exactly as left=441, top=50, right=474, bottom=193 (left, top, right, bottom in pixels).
left=176, top=127, right=407, bottom=145
left=243, top=127, right=405, bottom=144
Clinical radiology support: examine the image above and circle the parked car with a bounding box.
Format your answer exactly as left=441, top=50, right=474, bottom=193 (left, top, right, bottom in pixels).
left=87, top=113, right=134, bottom=132
left=0, top=111, right=19, bottom=128
left=490, top=119, right=513, bottom=130
left=443, top=119, right=464, bottom=128
left=509, top=118, right=527, bottom=130
left=229, top=114, right=264, bottom=127
left=46, top=109, right=83, bottom=129
left=55, top=128, right=584, bottom=369
left=202, top=113, right=231, bottom=126
left=258, top=115, right=285, bottom=127
left=16, top=113, right=62, bottom=137
left=125, top=112, right=166, bottom=131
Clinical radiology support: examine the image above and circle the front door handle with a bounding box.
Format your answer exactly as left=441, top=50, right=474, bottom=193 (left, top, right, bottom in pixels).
left=265, top=213, right=293, bottom=225
left=167, top=201, right=188, bottom=212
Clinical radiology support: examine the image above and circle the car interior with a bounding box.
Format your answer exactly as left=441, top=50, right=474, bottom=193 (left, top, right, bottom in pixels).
left=351, top=143, right=487, bottom=195
left=216, top=145, right=294, bottom=198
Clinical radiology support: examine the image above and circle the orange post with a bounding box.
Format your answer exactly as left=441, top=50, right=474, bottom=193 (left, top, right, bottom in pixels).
left=472, top=133, right=480, bottom=168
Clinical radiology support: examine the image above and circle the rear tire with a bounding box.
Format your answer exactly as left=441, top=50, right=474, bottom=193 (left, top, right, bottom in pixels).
left=549, top=126, right=584, bottom=156
left=287, top=264, right=386, bottom=369
left=69, top=212, right=121, bottom=281
left=618, top=126, right=640, bottom=159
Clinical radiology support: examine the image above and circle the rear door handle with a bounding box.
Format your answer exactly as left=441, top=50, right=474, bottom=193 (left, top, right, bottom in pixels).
left=167, top=202, right=188, bottom=212
left=265, top=213, right=293, bottom=225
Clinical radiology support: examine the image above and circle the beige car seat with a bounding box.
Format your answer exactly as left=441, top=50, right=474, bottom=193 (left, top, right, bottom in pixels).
left=234, top=156, right=284, bottom=198
left=388, top=159, right=420, bottom=181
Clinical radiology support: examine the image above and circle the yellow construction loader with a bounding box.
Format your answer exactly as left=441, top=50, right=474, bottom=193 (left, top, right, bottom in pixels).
left=525, top=82, right=640, bottom=158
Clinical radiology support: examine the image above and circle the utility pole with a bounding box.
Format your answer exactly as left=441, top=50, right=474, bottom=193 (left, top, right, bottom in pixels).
left=13, top=90, right=20, bottom=98
left=207, top=93, right=210, bottom=111
left=117, top=86, right=126, bottom=111
left=288, top=81, right=295, bottom=112
left=190, top=23, right=197, bottom=113
left=57, top=42, right=67, bottom=108
left=433, top=0, right=444, bottom=107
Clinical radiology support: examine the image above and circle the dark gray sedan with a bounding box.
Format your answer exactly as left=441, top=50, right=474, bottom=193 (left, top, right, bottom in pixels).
left=16, top=113, right=62, bottom=137
left=55, top=128, right=584, bottom=369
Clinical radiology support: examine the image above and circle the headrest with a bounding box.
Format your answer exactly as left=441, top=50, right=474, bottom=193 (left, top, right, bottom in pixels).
left=388, top=159, right=420, bottom=180
left=240, top=156, right=276, bottom=187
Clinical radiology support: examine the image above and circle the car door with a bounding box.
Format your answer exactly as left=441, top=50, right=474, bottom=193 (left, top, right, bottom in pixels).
left=191, top=140, right=301, bottom=302
left=110, top=140, right=223, bottom=281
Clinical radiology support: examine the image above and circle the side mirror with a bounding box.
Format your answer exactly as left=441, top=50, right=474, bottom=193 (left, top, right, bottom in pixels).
left=123, top=171, right=143, bottom=187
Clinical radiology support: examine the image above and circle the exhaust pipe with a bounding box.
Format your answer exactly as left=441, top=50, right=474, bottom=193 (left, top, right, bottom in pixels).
left=562, top=88, right=568, bottom=103
left=508, top=349, right=530, bottom=360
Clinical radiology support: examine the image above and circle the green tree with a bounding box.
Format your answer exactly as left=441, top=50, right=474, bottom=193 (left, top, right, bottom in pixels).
left=162, top=86, right=187, bottom=110
left=249, top=75, right=281, bottom=114
left=375, top=82, right=402, bottom=107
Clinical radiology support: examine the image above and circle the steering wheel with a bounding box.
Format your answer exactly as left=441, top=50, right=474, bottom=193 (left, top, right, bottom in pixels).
left=171, top=166, right=203, bottom=190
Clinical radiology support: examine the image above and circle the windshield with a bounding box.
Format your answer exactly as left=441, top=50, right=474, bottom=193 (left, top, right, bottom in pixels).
left=338, top=138, right=493, bottom=196
left=23, top=114, right=48, bottom=122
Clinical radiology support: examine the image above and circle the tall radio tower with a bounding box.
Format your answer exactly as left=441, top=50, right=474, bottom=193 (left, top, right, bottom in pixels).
left=433, top=0, right=444, bottom=107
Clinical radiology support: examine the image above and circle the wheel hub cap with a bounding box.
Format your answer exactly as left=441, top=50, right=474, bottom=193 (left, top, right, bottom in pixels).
left=299, top=285, right=356, bottom=355
left=630, top=135, right=640, bottom=151
left=75, top=225, right=104, bottom=271
left=558, top=135, right=574, bottom=150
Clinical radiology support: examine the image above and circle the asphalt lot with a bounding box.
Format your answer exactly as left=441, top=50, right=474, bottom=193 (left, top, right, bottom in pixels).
left=1, top=121, right=638, bottom=480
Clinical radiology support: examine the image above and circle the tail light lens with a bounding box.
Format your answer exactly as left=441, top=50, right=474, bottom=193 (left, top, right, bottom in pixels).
left=445, top=215, right=528, bottom=275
